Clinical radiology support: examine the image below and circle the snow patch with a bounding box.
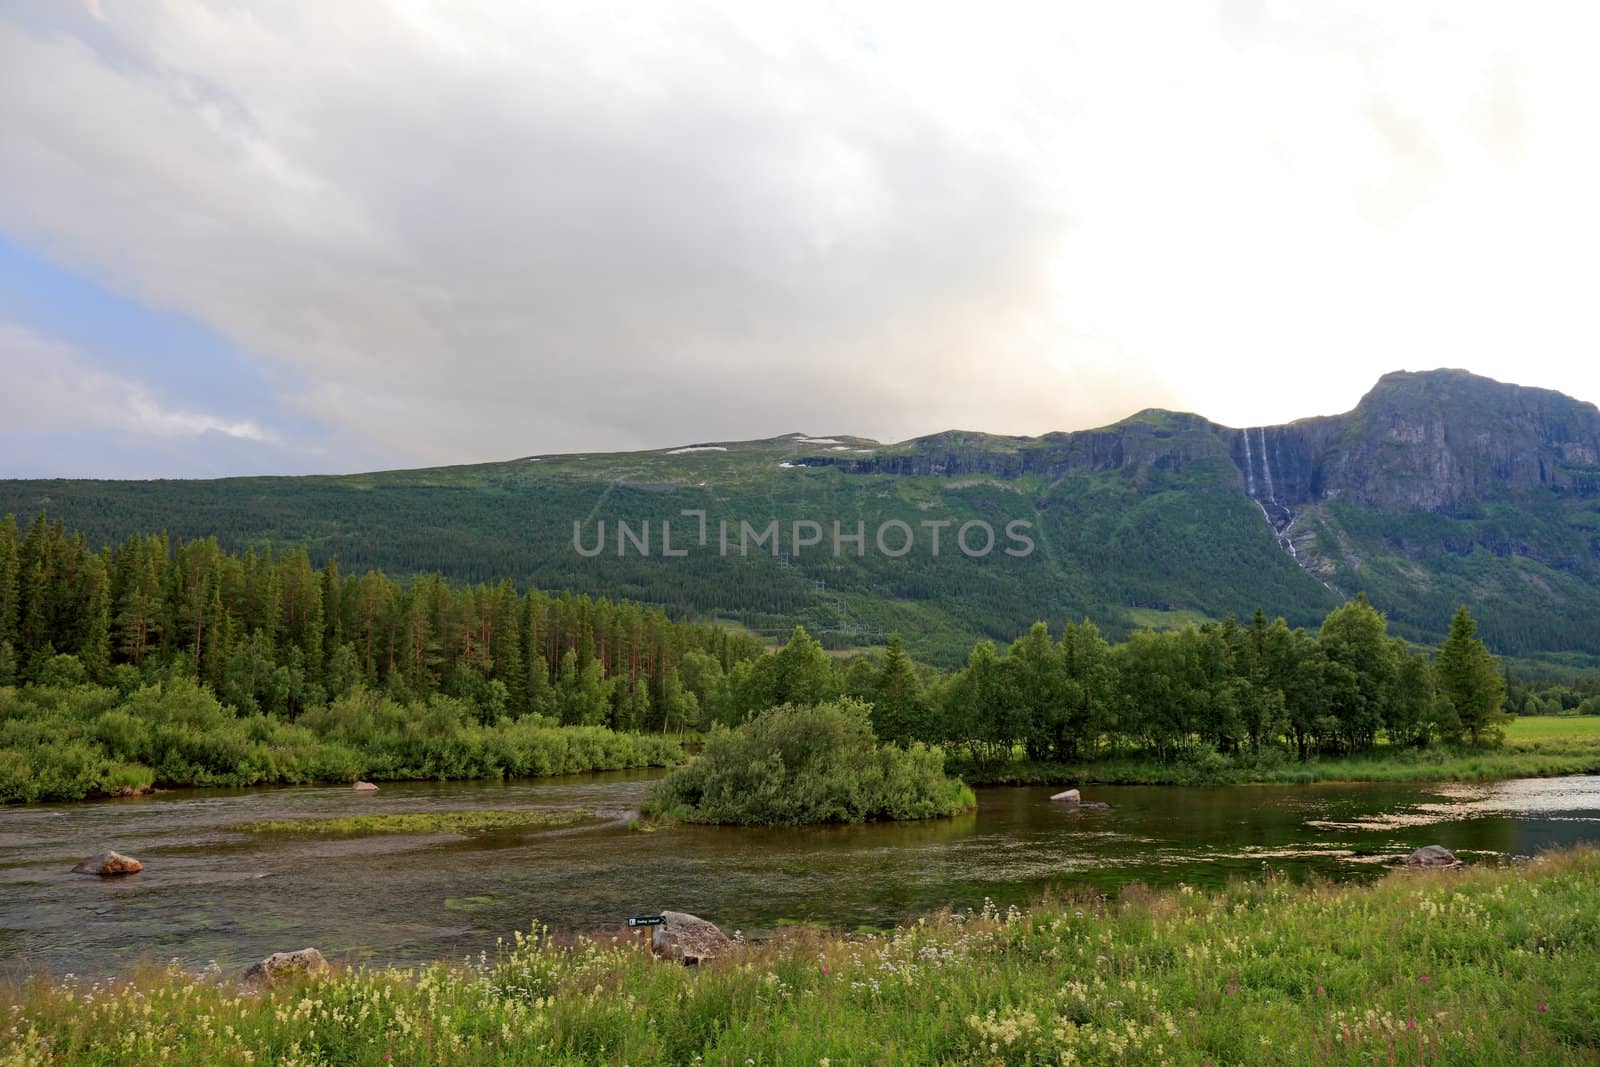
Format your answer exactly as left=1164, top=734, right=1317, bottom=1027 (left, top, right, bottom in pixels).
left=800, top=437, right=841, bottom=444
left=778, top=461, right=798, bottom=469
left=666, top=446, right=728, bottom=455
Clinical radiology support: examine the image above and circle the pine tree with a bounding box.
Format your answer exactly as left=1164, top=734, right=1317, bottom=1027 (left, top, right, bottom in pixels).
left=0, top=515, right=19, bottom=653
left=869, top=634, right=924, bottom=745
left=1436, top=606, right=1506, bottom=744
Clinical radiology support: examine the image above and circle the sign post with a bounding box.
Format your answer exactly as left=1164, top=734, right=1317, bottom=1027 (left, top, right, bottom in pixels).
left=628, top=914, right=665, bottom=954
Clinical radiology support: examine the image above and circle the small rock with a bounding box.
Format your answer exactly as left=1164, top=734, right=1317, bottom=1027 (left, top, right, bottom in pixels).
left=1080, top=801, right=1111, bottom=810
left=241, top=948, right=330, bottom=984
left=1404, top=845, right=1461, bottom=869
left=1050, top=789, right=1081, bottom=803
left=650, top=911, right=733, bottom=965
left=352, top=781, right=379, bottom=792
left=71, top=850, right=143, bottom=876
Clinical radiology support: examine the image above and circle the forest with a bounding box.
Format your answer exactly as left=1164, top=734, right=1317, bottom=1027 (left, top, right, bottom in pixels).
left=0, top=512, right=1564, bottom=802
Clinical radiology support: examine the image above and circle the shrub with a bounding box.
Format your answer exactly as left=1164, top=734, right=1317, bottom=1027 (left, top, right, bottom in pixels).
left=646, top=699, right=974, bottom=825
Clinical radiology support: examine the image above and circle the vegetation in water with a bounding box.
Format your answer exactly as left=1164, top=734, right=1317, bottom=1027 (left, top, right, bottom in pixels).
left=645, top=699, right=975, bottom=825
left=231, top=809, right=589, bottom=836
left=5, top=847, right=1599, bottom=1064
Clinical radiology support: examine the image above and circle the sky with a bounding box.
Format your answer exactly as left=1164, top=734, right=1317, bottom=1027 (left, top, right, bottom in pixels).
left=2, top=1, right=1598, bottom=478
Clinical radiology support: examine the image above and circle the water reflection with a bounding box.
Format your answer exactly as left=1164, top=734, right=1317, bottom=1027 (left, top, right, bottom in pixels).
left=2, top=773, right=1597, bottom=976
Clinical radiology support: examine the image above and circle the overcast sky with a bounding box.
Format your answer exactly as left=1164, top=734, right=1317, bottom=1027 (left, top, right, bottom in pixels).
left=2, top=2, right=1598, bottom=478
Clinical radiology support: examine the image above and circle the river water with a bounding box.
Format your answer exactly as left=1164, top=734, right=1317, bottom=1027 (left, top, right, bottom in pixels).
left=3, top=772, right=1598, bottom=976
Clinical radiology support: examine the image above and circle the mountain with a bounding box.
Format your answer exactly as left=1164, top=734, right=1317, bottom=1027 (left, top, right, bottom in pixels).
left=3, top=369, right=1598, bottom=666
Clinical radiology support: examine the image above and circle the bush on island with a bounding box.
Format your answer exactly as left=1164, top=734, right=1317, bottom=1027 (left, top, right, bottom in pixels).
left=645, top=699, right=975, bottom=825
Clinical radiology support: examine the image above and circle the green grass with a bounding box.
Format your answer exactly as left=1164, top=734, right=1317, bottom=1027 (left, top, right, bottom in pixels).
left=7, top=848, right=1600, bottom=1064
left=1505, top=715, right=1600, bottom=741
left=230, top=809, right=590, bottom=836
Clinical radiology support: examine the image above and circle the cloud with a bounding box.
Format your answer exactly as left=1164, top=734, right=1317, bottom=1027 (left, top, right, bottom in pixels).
left=0, top=322, right=271, bottom=443
left=1, top=2, right=1598, bottom=475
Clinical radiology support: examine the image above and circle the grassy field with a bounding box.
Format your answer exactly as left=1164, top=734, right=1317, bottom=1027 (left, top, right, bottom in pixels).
left=1505, top=715, right=1600, bottom=741
left=5, top=848, right=1599, bottom=1064
left=961, top=716, right=1600, bottom=787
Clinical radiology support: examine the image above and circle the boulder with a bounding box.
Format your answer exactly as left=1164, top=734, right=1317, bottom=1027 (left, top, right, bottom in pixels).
left=650, top=911, right=732, bottom=965
left=352, top=781, right=379, bottom=792
left=1050, top=789, right=1081, bottom=803
left=71, top=850, right=143, bottom=876
left=241, top=948, right=330, bottom=984
left=1403, top=845, right=1461, bottom=869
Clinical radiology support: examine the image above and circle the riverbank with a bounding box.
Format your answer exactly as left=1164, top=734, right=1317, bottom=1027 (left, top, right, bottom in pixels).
left=957, top=717, right=1600, bottom=787
left=0, top=676, right=686, bottom=803
left=6, top=847, right=1597, bottom=1065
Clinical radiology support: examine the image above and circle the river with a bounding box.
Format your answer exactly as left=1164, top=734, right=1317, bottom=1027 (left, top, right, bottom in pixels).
left=3, top=772, right=1598, bottom=976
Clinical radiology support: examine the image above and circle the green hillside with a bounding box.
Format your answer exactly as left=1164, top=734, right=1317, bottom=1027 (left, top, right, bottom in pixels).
left=2, top=371, right=1597, bottom=666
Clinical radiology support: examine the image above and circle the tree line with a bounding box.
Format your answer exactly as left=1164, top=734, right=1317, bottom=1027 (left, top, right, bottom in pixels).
left=0, top=513, right=1518, bottom=772
left=697, top=605, right=1510, bottom=765
left=0, top=513, right=766, bottom=733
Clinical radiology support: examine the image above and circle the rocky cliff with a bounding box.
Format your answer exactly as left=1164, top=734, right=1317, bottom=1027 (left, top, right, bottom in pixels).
left=799, top=369, right=1600, bottom=515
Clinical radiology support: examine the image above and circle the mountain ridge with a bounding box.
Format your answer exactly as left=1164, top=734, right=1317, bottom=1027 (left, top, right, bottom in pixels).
left=2, top=369, right=1597, bottom=666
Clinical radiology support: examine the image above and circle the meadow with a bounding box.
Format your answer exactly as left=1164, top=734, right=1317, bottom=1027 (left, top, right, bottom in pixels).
left=4, top=848, right=1597, bottom=1065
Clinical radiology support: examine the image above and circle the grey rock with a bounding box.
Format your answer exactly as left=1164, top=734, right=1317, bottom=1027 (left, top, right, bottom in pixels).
left=352, top=781, right=379, bottom=791
left=1050, top=789, right=1081, bottom=803
left=1403, top=845, right=1462, bottom=869
left=241, top=948, right=330, bottom=984
left=650, top=911, right=732, bottom=965
left=71, top=850, right=143, bottom=876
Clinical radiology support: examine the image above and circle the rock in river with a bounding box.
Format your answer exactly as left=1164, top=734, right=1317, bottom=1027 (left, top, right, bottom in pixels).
left=242, top=948, right=330, bottom=984
left=71, top=851, right=143, bottom=876
left=1404, top=845, right=1462, bottom=869
left=352, top=781, right=379, bottom=792
left=1051, top=789, right=1081, bottom=803
left=651, top=911, right=733, bottom=965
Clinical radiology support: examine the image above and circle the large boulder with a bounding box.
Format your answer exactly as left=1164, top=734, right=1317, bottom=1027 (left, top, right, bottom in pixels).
left=1403, top=845, right=1462, bottom=869
left=352, top=781, right=379, bottom=792
left=650, top=911, right=732, bottom=965
left=71, top=851, right=143, bottom=876
left=241, top=948, right=330, bottom=985
left=1050, top=789, right=1081, bottom=803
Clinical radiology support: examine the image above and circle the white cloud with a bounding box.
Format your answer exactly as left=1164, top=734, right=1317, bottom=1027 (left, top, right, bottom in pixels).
left=1, top=1, right=1598, bottom=474
left=0, top=322, right=273, bottom=444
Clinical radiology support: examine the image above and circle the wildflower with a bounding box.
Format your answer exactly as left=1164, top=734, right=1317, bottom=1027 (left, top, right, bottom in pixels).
left=1419, top=974, right=1429, bottom=983
left=821, top=965, right=829, bottom=975
left=1316, top=986, right=1325, bottom=995
left=1538, top=1003, right=1548, bottom=1013
left=1407, top=1018, right=1417, bottom=1030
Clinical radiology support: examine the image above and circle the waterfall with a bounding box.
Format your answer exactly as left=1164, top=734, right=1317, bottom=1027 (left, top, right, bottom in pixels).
left=1241, top=429, right=1256, bottom=497
left=1257, top=427, right=1276, bottom=503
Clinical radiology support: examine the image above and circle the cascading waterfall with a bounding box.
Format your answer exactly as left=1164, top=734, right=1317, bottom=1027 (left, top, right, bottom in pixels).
left=1241, top=429, right=1256, bottom=497
left=1236, top=424, right=1339, bottom=593
left=1257, top=427, right=1276, bottom=503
